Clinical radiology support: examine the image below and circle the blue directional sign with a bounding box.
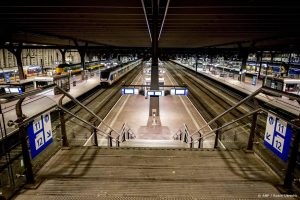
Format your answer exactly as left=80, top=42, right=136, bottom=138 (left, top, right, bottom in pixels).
left=27, top=112, right=53, bottom=159
left=264, top=113, right=292, bottom=162
left=121, top=88, right=139, bottom=95
left=170, top=88, right=188, bottom=96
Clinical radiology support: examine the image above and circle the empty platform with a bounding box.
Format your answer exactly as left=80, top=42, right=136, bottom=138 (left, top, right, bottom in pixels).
left=88, top=67, right=214, bottom=148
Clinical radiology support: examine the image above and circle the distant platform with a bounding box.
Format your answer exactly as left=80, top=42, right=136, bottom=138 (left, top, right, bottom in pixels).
left=0, top=74, right=100, bottom=135
left=171, top=60, right=300, bottom=116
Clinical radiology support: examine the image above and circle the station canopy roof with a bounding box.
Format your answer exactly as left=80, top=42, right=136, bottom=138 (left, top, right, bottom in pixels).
left=0, top=0, right=300, bottom=49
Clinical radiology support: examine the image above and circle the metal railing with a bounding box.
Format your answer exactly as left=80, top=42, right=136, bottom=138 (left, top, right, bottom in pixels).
left=2, top=82, right=300, bottom=194
left=55, top=86, right=137, bottom=148
left=172, top=86, right=300, bottom=189
left=173, top=124, right=201, bottom=148
left=0, top=84, right=136, bottom=189
left=173, top=86, right=300, bottom=149
left=116, top=123, right=136, bottom=147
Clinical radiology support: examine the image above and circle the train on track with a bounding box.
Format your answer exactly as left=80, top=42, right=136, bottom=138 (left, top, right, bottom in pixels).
left=100, top=59, right=142, bottom=86
left=56, top=61, right=105, bottom=75
left=264, top=76, right=300, bottom=96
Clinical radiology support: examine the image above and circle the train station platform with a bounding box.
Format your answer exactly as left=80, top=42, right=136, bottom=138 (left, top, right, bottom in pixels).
left=83, top=65, right=215, bottom=148
left=0, top=73, right=101, bottom=136
left=171, top=60, right=300, bottom=116
left=9, top=63, right=299, bottom=199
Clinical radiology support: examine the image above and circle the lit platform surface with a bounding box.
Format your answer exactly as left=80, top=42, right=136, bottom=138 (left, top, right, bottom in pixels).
left=13, top=147, right=295, bottom=200
left=171, top=60, right=300, bottom=116
left=85, top=66, right=214, bottom=148
left=0, top=74, right=100, bottom=136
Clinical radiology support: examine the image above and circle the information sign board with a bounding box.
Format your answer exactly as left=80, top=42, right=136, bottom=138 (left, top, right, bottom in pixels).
left=121, top=88, right=139, bottom=95
left=27, top=112, right=53, bottom=159
left=170, top=88, right=188, bottom=96
left=264, top=113, right=292, bottom=162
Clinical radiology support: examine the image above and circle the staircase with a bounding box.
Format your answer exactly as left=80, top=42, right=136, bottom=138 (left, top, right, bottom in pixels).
left=13, top=146, right=291, bottom=200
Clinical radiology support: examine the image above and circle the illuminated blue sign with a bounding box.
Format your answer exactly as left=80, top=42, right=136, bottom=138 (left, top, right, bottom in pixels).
left=147, top=90, right=164, bottom=96
left=170, top=88, right=188, bottom=96
left=27, top=112, right=53, bottom=159
left=264, top=113, right=292, bottom=162
left=121, top=88, right=140, bottom=95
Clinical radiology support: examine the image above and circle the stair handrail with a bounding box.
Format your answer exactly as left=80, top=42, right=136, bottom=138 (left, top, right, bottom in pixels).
left=55, top=86, right=121, bottom=138
left=119, top=122, right=136, bottom=142
left=172, top=124, right=185, bottom=140
left=173, top=124, right=193, bottom=147
left=117, top=123, right=136, bottom=145
left=125, top=123, right=136, bottom=139
left=190, top=108, right=262, bottom=147
left=58, top=105, right=118, bottom=143
left=189, top=87, right=263, bottom=138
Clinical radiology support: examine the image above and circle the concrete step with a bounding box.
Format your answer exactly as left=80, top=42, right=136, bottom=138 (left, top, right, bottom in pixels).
left=13, top=147, right=292, bottom=200
left=121, top=139, right=189, bottom=148
left=15, top=179, right=284, bottom=200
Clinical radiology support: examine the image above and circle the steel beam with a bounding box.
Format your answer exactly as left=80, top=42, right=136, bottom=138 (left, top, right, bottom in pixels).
left=149, top=0, right=160, bottom=117
left=6, top=42, right=25, bottom=80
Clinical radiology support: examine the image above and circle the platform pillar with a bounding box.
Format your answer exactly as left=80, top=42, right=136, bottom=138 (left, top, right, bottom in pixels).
left=58, top=49, right=67, bottom=64
left=16, top=98, right=35, bottom=184
left=74, top=41, right=88, bottom=80
left=214, top=128, right=221, bottom=148
left=59, top=110, right=69, bottom=147
left=149, top=0, right=160, bottom=117
left=239, top=50, right=248, bottom=82
left=247, top=112, right=258, bottom=151
left=256, top=51, right=263, bottom=79
left=6, top=42, right=25, bottom=80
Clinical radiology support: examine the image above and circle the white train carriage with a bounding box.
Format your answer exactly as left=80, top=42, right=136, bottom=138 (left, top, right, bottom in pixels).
left=100, top=59, right=141, bottom=86
left=264, top=76, right=300, bottom=96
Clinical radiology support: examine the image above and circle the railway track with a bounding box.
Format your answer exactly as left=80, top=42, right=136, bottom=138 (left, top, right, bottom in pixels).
left=166, top=61, right=298, bottom=179
left=0, top=64, right=142, bottom=180
left=165, top=61, right=265, bottom=149
left=59, top=64, right=142, bottom=146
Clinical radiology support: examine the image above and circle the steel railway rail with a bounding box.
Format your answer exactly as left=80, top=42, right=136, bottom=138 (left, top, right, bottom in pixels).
left=165, top=61, right=264, bottom=149
left=59, top=64, right=142, bottom=146
left=0, top=64, right=142, bottom=180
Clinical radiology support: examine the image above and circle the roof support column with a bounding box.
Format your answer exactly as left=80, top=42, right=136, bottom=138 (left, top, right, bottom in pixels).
left=6, top=42, right=25, bottom=80
left=240, top=50, right=249, bottom=71
left=74, top=41, right=88, bottom=80
left=257, top=51, right=263, bottom=79
left=149, top=0, right=160, bottom=118
left=238, top=48, right=249, bottom=82
left=58, top=49, right=67, bottom=64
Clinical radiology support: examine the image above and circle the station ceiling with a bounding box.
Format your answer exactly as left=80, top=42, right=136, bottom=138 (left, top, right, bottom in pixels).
left=1, top=0, right=300, bottom=50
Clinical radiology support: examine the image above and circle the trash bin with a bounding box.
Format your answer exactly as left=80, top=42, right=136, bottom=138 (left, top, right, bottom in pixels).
left=72, top=75, right=76, bottom=86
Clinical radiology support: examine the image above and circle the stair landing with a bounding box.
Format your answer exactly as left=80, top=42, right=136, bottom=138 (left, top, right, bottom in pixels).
left=121, top=139, right=189, bottom=148
left=13, top=147, right=293, bottom=199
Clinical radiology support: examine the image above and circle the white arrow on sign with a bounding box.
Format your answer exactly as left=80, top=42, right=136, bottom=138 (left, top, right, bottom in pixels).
left=264, top=113, right=276, bottom=145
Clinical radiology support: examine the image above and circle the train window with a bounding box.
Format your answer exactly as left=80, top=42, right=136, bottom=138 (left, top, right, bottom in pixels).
left=277, top=82, right=283, bottom=90
left=285, top=84, right=298, bottom=92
